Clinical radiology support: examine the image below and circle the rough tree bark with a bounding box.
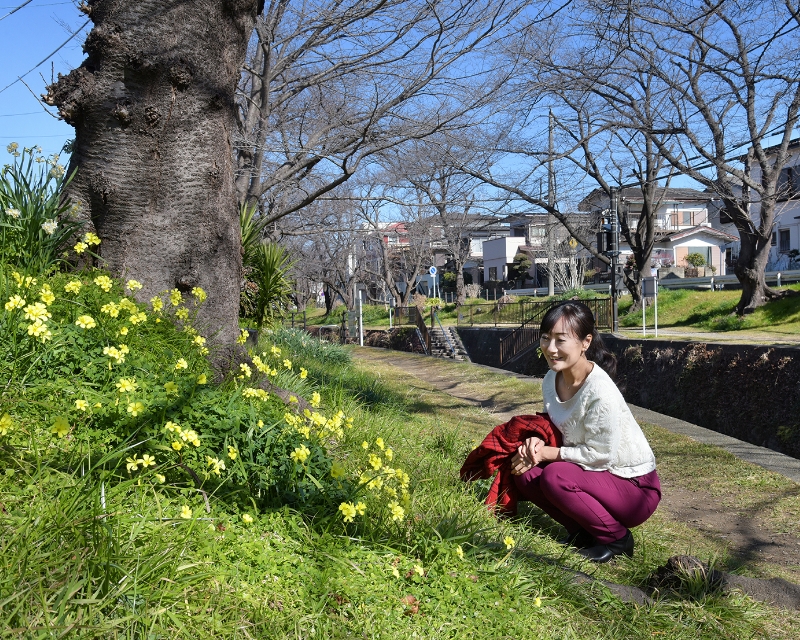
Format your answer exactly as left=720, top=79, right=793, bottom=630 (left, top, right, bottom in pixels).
left=44, top=0, right=263, bottom=354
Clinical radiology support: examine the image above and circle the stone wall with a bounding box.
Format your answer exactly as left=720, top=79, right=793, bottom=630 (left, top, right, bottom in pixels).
left=603, top=336, right=800, bottom=457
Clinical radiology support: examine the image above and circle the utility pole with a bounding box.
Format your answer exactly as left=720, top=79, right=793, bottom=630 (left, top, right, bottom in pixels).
left=610, top=187, right=620, bottom=332
left=547, top=109, right=555, bottom=297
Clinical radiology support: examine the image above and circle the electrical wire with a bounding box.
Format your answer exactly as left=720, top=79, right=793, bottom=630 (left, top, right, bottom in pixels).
left=0, top=18, right=89, bottom=96
left=0, top=0, right=32, bottom=22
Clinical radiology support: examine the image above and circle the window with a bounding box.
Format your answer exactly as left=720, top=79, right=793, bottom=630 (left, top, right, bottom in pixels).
left=682, top=211, right=693, bottom=225
left=489, top=267, right=497, bottom=281
left=772, top=231, right=777, bottom=246
left=777, top=167, right=800, bottom=201
left=779, top=229, right=791, bottom=253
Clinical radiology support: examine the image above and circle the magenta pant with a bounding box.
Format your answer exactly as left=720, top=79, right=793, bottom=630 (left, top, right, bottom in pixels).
left=513, top=461, right=661, bottom=544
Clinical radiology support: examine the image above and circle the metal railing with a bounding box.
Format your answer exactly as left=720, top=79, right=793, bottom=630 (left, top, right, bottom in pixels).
left=457, top=298, right=612, bottom=329
left=414, top=310, right=430, bottom=354
left=432, top=310, right=457, bottom=358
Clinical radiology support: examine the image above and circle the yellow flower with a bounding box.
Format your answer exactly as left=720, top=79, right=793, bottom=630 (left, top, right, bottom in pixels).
left=175, top=307, right=189, bottom=321
left=64, top=280, right=82, bottom=294
left=118, top=298, right=138, bottom=313
left=355, top=501, right=366, bottom=516
left=413, top=564, right=424, bottom=576
left=533, top=597, right=542, bottom=608
left=193, top=335, right=206, bottom=347
left=361, top=441, right=369, bottom=450
left=150, top=296, right=164, bottom=312
left=172, top=441, right=183, bottom=451
left=191, top=287, right=207, bottom=303
left=126, top=456, right=140, bottom=472
left=74, top=241, right=88, bottom=254
left=270, top=345, right=281, bottom=357
left=385, top=448, right=394, bottom=461
left=100, top=302, right=120, bottom=317
left=5, top=294, right=26, bottom=310
left=290, top=445, right=310, bottom=464
left=196, top=373, right=207, bottom=385
left=103, top=346, right=125, bottom=364
left=126, top=279, right=143, bottom=291
left=164, top=421, right=180, bottom=433
left=368, top=454, right=382, bottom=471
left=389, top=502, right=405, bottom=522
left=206, top=456, right=226, bottom=476
left=127, top=401, right=145, bottom=417
left=128, top=311, right=147, bottom=325
left=174, top=358, right=188, bottom=371
left=140, top=454, right=156, bottom=468
left=116, top=378, right=137, bottom=393
left=375, top=437, right=385, bottom=450
left=391, top=567, right=400, bottom=578
left=257, top=419, right=264, bottom=428
left=227, top=445, right=238, bottom=461
left=282, top=359, right=292, bottom=370
left=154, top=473, right=165, bottom=483
left=24, top=302, right=51, bottom=322
left=456, top=545, right=464, bottom=560
left=164, top=381, right=178, bottom=395
left=51, top=416, right=70, bottom=438
left=288, top=395, right=298, bottom=404
left=180, top=505, right=192, bottom=519
left=75, top=315, right=96, bottom=329
left=338, top=502, right=357, bottom=522
left=236, top=329, right=248, bottom=345
left=39, top=287, right=55, bottom=305
left=0, top=413, right=12, bottom=436
left=75, top=399, right=89, bottom=411
left=330, top=460, right=345, bottom=479
left=310, top=392, right=321, bottom=408
left=118, top=326, right=129, bottom=336
left=27, top=320, right=52, bottom=342
left=93, top=275, right=113, bottom=292
left=238, top=363, right=251, bottom=378
left=84, top=232, right=101, bottom=246
left=504, top=536, right=515, bottom=550
left=169, top=289, right=182, bottom=306
left=299, top=367, right=307, bottom=379
left=242, top=513, right=254, bottom=524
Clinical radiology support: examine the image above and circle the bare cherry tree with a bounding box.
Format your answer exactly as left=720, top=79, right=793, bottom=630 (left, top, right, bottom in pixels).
left=234, top=0, right=526, bottom=229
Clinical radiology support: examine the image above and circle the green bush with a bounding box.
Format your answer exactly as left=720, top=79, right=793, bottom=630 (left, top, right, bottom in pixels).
left=0, top=143, right=82, bottom=272
left=685, top=252, right=707, bottom=267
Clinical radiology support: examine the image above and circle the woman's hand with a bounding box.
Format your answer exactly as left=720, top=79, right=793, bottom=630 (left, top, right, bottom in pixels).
left=510, top=436, right=545, bottom=475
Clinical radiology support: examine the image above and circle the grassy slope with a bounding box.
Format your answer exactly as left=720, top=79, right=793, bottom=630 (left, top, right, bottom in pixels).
left=299, top=284, right=800, bottom=335
left=4, top=334, right=799, bottom=638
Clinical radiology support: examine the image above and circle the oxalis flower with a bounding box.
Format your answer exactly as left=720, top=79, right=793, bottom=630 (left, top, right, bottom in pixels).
left=290, top=445, right=310, bottom=464
left=0, top=413, right=13, bottom=436
left=74, top=241, right=88, bottom=254
left=51, top=416, right=70, bottom=438
left=339, top=502, right=357, bottom=523
left=126, top=279, right=143, bottom=291
left=84, top=232, right=101, bottom=246
left=174, top=358, right=188, bottom=371
left=75, top=399, right=89, bottom=411
left=116, top=378, right=137, bottom=393
left=64, top=281, right=82, bottom=294
left=5, top=295, right=26, bottom=311
left=127, top=401, right=145, bottom=417
left=241, top=513, right=254, bottom=524
left=191, top=286, right=207, bottom=303
left=75, top=315, right=96, bottom=329
left=180, top=505, right=192, bottom=519
left=504, top=536, right=515, bottom=550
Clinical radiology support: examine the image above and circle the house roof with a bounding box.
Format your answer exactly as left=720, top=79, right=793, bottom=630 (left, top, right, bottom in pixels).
left=654, top=224, right=739, bottom=244
left=580, top=187, right=713, bottom=210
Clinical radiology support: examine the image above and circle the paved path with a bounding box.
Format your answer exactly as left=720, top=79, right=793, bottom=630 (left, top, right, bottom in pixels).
left=617, top=327, right=800, bottom=348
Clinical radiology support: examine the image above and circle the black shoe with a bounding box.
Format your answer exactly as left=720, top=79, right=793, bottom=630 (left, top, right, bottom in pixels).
left=558, top=529, right=594, bottom=550
left=577, top=530, right=634, bottom=563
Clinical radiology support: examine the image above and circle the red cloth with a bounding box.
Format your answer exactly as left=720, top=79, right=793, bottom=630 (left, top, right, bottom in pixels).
left=460, top=414, right=561, bottom=515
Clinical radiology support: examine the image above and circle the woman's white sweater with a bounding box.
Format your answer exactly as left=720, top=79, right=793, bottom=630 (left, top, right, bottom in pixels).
left=542, top=364, right=656, bottom=477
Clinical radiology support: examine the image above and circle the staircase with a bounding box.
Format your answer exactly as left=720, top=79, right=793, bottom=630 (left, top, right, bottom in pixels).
left=429, top=326, right=471, bottom=362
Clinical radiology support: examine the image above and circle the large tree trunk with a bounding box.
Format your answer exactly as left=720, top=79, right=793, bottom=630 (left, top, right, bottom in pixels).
left=45, top=0, right=263, bottom=357
left=734, top=231, right=779, bottom=315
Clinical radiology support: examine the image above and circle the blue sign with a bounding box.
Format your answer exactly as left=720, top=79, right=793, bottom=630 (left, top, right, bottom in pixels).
left=429, top=266, right=437, bottom=275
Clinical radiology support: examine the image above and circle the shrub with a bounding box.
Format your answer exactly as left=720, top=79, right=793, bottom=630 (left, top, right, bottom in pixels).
left=685, top=252, right=707, bottom=268
left=0, top=143, right=82, bottom=272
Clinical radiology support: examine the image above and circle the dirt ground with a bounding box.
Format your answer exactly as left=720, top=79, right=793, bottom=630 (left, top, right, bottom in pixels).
left=350, top=348, right=800, bottom=583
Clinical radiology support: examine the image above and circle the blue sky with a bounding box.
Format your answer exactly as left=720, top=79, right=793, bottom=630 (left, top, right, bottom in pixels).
left=0, top=1, right=88, bottom=158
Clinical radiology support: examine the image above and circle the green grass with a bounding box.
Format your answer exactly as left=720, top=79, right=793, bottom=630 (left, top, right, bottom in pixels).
left=618, top=284, right=800, bottom=334
left=4, top=304, right=799, bottom=636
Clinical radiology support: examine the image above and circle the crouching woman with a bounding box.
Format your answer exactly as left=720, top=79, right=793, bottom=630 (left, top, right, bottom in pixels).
left=511, top=301, right=661, bottom=563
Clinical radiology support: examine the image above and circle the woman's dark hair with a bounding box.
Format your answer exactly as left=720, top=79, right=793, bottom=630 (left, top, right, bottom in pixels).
left=539, top=301, right=617, bottom=378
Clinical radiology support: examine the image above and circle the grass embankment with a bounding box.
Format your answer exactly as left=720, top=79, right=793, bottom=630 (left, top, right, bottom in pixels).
left=5, top=309, right=799, bottom=637
left=619, top=284, right=800, bottom=334
left=300, top=283, right=800, bottom=335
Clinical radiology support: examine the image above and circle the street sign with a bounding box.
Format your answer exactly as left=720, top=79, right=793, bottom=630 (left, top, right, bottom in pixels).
left=568, top=237, right=578, bottom=249
left=429, top=266, right=437, bottom=275
left=642, top=277, right=657, bottom=298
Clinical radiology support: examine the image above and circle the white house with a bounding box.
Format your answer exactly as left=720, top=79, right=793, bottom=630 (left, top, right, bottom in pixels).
left=482, top=236, right=527, bottom=282
left=747, top=139, right=800, bottom=270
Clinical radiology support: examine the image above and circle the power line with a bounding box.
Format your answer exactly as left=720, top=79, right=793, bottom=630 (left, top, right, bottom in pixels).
left=0, top=0, right=32, bottom=22
left=0, top=18, right=89, bottom=96
left=0, top=110, right=52, bottom=117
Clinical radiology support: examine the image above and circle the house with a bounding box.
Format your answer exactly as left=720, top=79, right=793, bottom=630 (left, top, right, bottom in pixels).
left=580, top=187, right=736, bottom=276
left=746, top=139, right=800, bottom=270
